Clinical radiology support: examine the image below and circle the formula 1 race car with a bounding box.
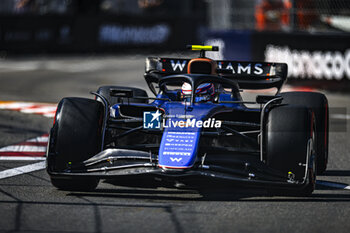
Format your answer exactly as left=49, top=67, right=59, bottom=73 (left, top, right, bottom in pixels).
left=46, top=45, right=329, bottom=196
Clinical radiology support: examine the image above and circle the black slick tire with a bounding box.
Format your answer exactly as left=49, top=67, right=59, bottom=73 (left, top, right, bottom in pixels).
left=47, top=97, right=103, bottom=191
left=281, top=92, right=328, bottom=174
left=265, top=105, right=316, bottom=196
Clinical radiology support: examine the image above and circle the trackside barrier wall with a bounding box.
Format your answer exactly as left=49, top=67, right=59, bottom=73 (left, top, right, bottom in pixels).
left=0, top=15, right=201, bottom=53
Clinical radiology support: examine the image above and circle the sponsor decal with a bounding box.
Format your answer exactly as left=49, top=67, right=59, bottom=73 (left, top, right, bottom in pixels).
left=143, top=110, right=162, bottom=129
left=99, top=24, right=170, bottom=44
left=170, top=157, right=182, bottom=162
left=143, top=111, right=222, bottom=129
left=170, top=60, right=187, bottom=71
left=163, top=118, right=222, bottom=128
left=265, top=45, right=350, bottom=80
left=4, top=30, right=31, bottom=42
left=167, top=59, right=265, bottom=75
left=217, top=62, right=264, bottom=75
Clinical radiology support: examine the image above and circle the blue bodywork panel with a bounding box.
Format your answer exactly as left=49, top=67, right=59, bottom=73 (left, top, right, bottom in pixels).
left=111, top=91, right=245, bottom=169
left=158, top=102, right=225, bottom=168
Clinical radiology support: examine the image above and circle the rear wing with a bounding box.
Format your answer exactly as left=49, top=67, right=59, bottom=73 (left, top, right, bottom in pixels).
left=144, top=57, right=288, bottom=93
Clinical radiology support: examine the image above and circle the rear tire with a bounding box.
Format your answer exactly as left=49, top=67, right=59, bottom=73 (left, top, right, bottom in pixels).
left=281, top=92, right=328, bottom=174
left=96, top=86, right=148, bottom=106
left=47, top=97, right=103, bottom=191
left=265, top=105, right=316, bottom=196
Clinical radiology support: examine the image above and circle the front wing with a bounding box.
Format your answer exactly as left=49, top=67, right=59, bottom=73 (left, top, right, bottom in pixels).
left=47, top=148, right=311, bottom=190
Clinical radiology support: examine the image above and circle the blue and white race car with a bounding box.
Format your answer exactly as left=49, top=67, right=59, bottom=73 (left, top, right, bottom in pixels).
left=47, top=45, right=329, bottom=196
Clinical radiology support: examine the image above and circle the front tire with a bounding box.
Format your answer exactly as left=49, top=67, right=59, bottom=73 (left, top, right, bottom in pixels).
left=281, top=92, right=328, bottom=174
left=265, top=105, right=316, bottom=196
left=47, top=97, right=103, bottom=191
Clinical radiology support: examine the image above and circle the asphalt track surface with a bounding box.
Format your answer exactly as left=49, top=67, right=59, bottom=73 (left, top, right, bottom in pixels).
left=0, top=55, right=349, bottom=233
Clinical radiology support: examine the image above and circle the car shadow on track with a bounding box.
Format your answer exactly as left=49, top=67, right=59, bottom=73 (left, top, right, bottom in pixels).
left=66, top=188, right=350, bottom=202
left=64, top=179, right=350, bottom=202
left=322, top=170, right=350, bottom=176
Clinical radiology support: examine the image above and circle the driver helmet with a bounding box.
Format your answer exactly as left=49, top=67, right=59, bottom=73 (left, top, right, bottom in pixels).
left=181, top=82, right=215, bottom=102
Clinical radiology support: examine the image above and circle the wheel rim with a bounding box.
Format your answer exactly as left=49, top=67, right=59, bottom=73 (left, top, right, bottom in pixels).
left=309, top=122, right=317, bottom=190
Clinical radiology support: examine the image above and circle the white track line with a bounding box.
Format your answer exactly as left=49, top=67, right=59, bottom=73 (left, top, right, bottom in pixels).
left=0, top=102, right=36, bottom=109
left=0, top=145, right=47, bottom=152
left=316, top=180, right=350, bottom=190
left=0, top=101, right=57, bottom=118
left=0, top=161, right=46, bottom=180
left=330, top=114, right=350, bottom=120
left=0, top=156, right=46, bottom=161
left=0, top=134, right=48, bottom=160
left=43, top=113, right=55, bottom=118
left=20, top=107, right=57, bottom=114
left=27, top=135, right=49, bottom=143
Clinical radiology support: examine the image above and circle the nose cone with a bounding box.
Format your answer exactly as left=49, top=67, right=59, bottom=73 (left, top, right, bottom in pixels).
left=158, top=129, right=200, bottom=169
